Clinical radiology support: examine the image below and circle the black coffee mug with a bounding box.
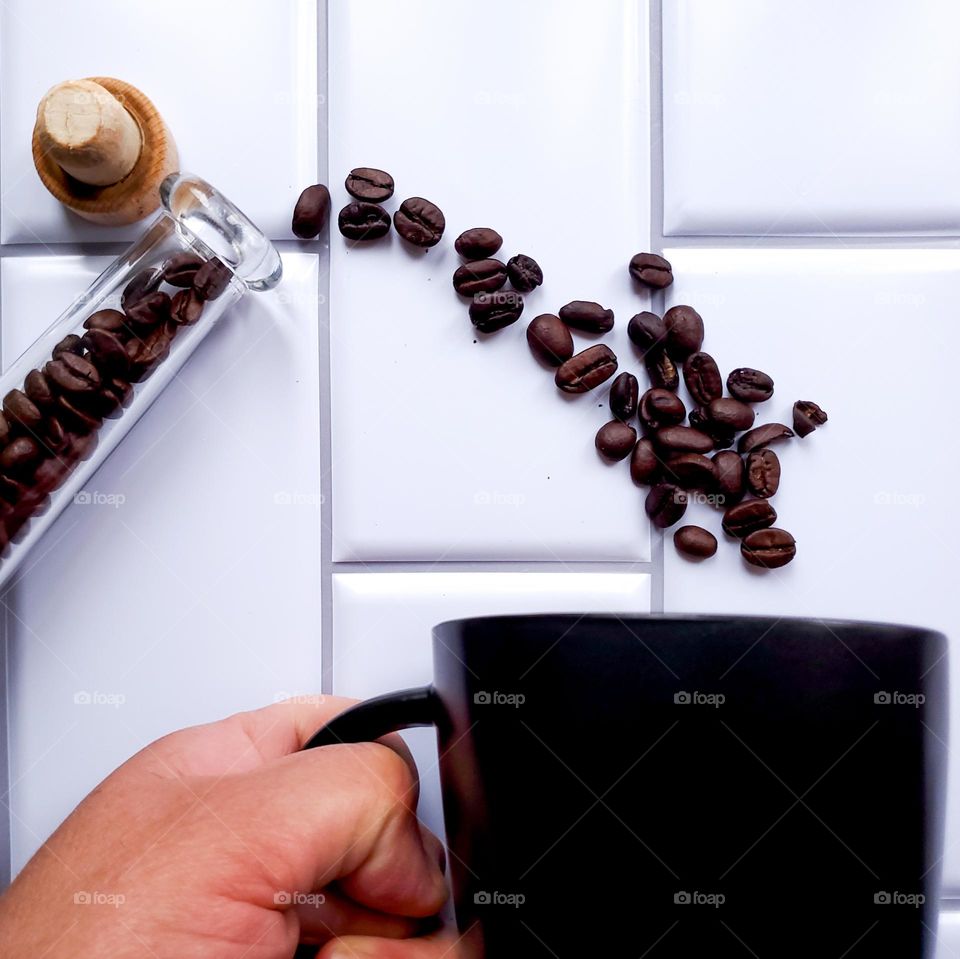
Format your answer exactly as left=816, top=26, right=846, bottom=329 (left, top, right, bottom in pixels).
left=305, top=615, right=948, bottom=957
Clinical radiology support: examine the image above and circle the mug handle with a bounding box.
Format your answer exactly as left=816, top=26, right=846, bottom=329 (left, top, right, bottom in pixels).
left=302, top=686, right=440, bottom=750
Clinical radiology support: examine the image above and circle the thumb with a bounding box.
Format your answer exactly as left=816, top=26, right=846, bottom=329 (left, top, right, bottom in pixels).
left=318, top=930, right=469, bottom=958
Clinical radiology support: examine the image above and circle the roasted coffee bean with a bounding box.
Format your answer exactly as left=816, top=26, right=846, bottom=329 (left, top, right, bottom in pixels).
left=707, top=397, right=755, bottom=432
left=292, top=184, right=331, bottom=238
left=690, top=407, right=735, bottom=450
left=645, top=350, right=679, bottom=391
left=83, top=309, right=128, bottom=336
left=630, top=437, right=660, bottom=485
left=452, top=259, right=507, bottom=297
left=555, top=345, right=618, bottom=394
left=506, top=254, right=543, bottom=293
left=0, top=437, right=41, bottom=476
left=81, top=329, right=129, bottom=376
left=526, top=314, right=573, bottom=366
left=628, top=252, right=673, bottom=289
left=746, top=449, right=781, bottom=498
left=393, top=197, right=445, bottom=247
left=683, top=352, right=722, bottom=406
left=0, top=412, right=9, bottom=446
left=596, top=421, right=637, bottom=461
left=40, top=414, right=67, bottom=453
left=66, top=429, right=99, bottom=462
left=712, top=450, right=745, bottom=506
left=338, top=201, right=391, bottom=240
left=559, top=300, right=614, bottom=334
left=455, top=227, right=503, bottom=260
left=722, top=500, right=777, bottom=538
left=741, top=528, right=796, bottom=568
left=105, top=377, right=133, bottom=412
left=663, top=305, right=704, bottom=360
left=193, top=257, right=231, bottom=301
left=793, top=400, right=828, bottom=438
left=124, top=291, right=171, bottom=329
left=609, top=372, right=639, bottom=422
left=665, top=453, right=714, bottom=490
left=3, top=389, right=43, bottom=432
left=627, top=312, right=668, bottom=355
left=0, top=472, right=27, bottom=505
left=33, top=454, right=71, bottom=494
left=162, top=252, right=205, bottom=287
left=738, top=422, right=794, bottom=454
left=639, top=388, right=685, bottom=431
left=645, top=483, right=687, bottom=528
left=728, top=367, right=774, bottom=403
left=56, top=395, right=102, bottom=433
left=121, top=268, right=162, bottom=311
left=80, top=385, right=124, bottom=418
left=674, top=525, right=717, bottom=559
left=655, top=425, right=714, bottom=454
left=344, top=168, right=394, bottom=202
left=45, top=354, right=101, bottom=394
left=52, top=334, right=83, bottom=358
left=24, top=370, right=55, bottom=411
left=170, top=288, right=204, bottom=325
left=469, top=291, right=524, bottom=333
left=126, top=322, right=177, bottom=382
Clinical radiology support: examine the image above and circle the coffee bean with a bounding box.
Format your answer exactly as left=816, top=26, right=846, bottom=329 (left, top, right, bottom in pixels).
left=738, top=423, right=794, bottom=454
left=639, top=388, right=685, bottom=431
left=722, top=500, right=777, bottom=538
left=24, top=370, right=55, bottom=411
left=121, top=268, right=162, bottom=311
left=81, top=329, right=130, bottom=376
left=793, top=400, right=828, bottom=438
left=394, top=197, right=445, bottom=247
left=3, top=390, right=43, bottom=432
left=170, top=288, right=204, bottom=325
left=741, top=528, right=796, bottom=568
left=746, top=449, right=780, bottom=498
left=629, top=252, right=673, bottom=289
left=83, top=309, right=128, bottom=336
left=291, top=184, right=331, bottom=238
left=52, top=334, right=84, bottom=358
left=106, top=377, right=133, bottom=410
left=162, top=252, right=205, bottom=287
left=124, top=291, right=171, bottom=330
left=506, top=254, right=543, bottom=293
left=596, top=421, right=637, bottom=461
left=645, top=351, right=679, bottom=391
left=630, top=438, right=660, bottom=485
left=712, top=450, right=745, bottom=506
left=56, top=395, right=102, bottom=433
left=452, top=259, right=508, bottom=297
left=707, top=397, right=755, bottom=432
left=126, top=322, right=177, bottom=382
left=555, top=345, right=618, bottom=394
left=344, top=168, right=394, bottom=202
left=609, top=373, right=639, bottom=422
left=728, top=367, right=774, bottom=403
left=45, top=354, right=101, bottom=394
left=0, top=413, right=9, bottom=446
left=674, top=525, right=717, bottom=559
left=645, top=483, right=687, bottom=528
left=655, top=425, right=714, bottom=454
left=193, top=257, right=232, bottom=301
left=0, top=473, right=27, bottom=505
left=338, top=201, right=391, bottom=240
left=664, top=453, right=714, bottom=490
left=455, top=228, right=503, bottom=259
left=690, top=407, right=735, bottom=450
left=683, top=352, right=722, bottom=406
left=39, top=414, right=67, bottom=453
left=33, top=453, right=71, bottom=494
left=663, top=305, right=704, bottom=360
left=469, top=291, right=524, bottom=333
left=526, top=314, right=573, bottom=366
left=559, top=300, right=614, bottom=334
left=0, top=437, right=41, bottom=476
left=627, top=312, right=668, bottom=355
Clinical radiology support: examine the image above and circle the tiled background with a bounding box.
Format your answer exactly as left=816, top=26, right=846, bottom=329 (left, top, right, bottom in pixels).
left=2, top=0, right=960, bottom=952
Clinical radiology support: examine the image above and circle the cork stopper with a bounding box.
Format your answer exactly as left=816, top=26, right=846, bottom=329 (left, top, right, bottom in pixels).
left=32, top=77, right=179, bottom=226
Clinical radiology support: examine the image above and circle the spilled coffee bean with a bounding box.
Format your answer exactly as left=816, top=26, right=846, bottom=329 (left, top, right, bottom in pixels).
left=664, top=453, right=714, bottom=490
left=453, top=259, right=508, bottom=297
left=645, top=350, right=679, bottom=391
left=526, top=314, right=573, bottom=366
left=629, top=252, right=673, bottom=289
left=338, top=201, right=391, bottom=240
left=559, top=300, right=614, bottom=334
left=344, top=168, right=394, bottom=202
left=609, top=373, right=639, bottom=422
left=712, top=450, right=745, bottom=506
left=746, top=449, right=781, bottom=498
left=639, top=388, right=685, bottom=431
left=506, top=255, right=543, bottom=293
left=555, top=345, right=618, bottom=394
left=722, top=500, right=777, bottom=538
left=655, top=425, right=714, bottom=454
left=674, top=525, right=717, bottom=559
left=630, top=438, right=660, bottom=486
left=394, top=197, right=445, bottom=247
left=645, top=483, right=687, bottom=528
left=470, top=291, right=524, bottom=333
left=738, top=423, right=794, bottom=454
left=683, top=352, right=722, bottom=406
left=596, top=421, right=637, bottom=461
left=292, top=184, right=331, bottom=238
left=707, top=397, right=755, bottom=433
left=663, top=305, right=703, bottom=360
left=793, top=400, right=828, bottom=438
left=728, top=367, right=774, bottom=403
left=741, top=528, right=797, bottom=569
left=627, top=311, right=668, bottom=355
left=456, top=228, right=503, bottom=259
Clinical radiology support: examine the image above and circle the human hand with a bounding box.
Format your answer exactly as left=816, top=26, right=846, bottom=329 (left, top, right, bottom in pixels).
left=0, top=696, right=462, bottom=958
